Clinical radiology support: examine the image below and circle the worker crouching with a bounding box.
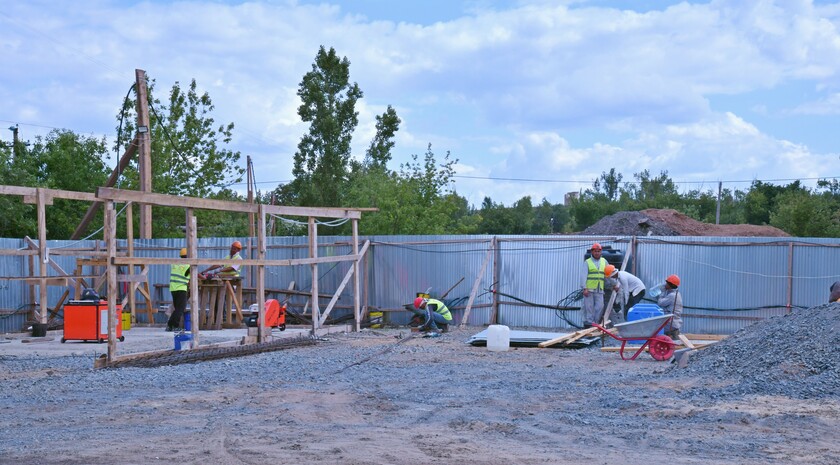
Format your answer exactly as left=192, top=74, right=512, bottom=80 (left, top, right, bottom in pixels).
left=413, top=297, right=452, bottom=337
left=657, top=274, right=683, bottom=338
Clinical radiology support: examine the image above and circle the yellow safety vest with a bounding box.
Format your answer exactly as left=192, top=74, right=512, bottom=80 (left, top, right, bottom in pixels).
left=169, top=264, right=190, bottom=292
left=217, top=252, right=242, bottom=278
left=585, top=257, right=607, bottom=291
left=427, top=298, right=452, bottom=321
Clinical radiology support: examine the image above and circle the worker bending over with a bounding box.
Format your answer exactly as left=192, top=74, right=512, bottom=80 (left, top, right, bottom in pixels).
left=604, top=264, right=646, bottom=320
left=829, top=281, right=840, bottom=303
left=657, top=274, right=683, bottom=339
left=199, top=241, right=243, bottom=279
left=413, top=297, right=452, bottom=337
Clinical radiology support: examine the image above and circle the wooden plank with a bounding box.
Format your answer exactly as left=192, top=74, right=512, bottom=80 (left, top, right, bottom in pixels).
left=538, top=326, right=601, bottom=348
left=460, top=239, right=493, bottom=328
left=678, top=334, right=696, bottom=349
left=681, top=333, right=728, bottom=341
left=97, top=187, right=260, bottom=214
left=112, top=255, right=361, bottom=267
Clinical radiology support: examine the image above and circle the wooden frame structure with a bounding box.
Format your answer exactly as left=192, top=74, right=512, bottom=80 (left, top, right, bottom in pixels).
left=96, top=187, right=369, bottom=363
left=0, top=184, right=370, bottom=364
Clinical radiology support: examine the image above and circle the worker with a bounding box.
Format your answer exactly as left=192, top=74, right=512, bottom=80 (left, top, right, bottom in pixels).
left=413, top=297, right=452, bottom=337
left=199, top=240, right=243, bottom=279
left=657, top=274, right=683, bottom=338
left=829, top=281, right=840, bottom=303
left=604, top=264, right=646, bottom=320
left=581, top=242, right=607, bottom=327
left=167, top=248, right=190, bottom=332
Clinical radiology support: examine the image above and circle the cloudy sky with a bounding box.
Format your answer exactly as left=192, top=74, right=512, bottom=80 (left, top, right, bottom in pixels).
left=2, top=0, right=839, bottom=207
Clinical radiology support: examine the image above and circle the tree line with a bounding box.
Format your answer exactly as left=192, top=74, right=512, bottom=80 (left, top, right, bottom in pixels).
left=2, top=46, right=838, bottom=239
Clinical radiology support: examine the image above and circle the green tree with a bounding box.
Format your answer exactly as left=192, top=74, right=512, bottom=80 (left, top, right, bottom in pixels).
left=363, top=105, right=400, bottom=169
left=0, top=130, right=111, bottom=239
left=289, top=46, right=363, bottom=208
left=116, top=78, right=245, bottom=237
left=770, top=188, right=839, bottom=237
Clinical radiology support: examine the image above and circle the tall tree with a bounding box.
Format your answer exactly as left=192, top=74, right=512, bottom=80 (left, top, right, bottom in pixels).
left=116, top=78, right=244, bottom=237
left=364, top=105, right=400, bottom=169
left=290, top=46, right=363, bottom=208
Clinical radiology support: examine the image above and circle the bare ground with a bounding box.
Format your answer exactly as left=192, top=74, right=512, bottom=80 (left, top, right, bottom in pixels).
left=1, top=324, right=838, bottom=465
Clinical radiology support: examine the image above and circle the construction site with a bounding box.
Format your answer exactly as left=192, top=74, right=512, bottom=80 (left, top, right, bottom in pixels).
left=2, top=73, right=839, bottom=464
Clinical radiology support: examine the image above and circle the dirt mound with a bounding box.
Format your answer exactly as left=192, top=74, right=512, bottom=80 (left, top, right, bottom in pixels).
left=582, top=211, right=680, bottom=236
left=582, top=208, right=790, bottom=237
left=678, top=302, right=840, bottom=398
left=641, top=209, right=790, bottom=237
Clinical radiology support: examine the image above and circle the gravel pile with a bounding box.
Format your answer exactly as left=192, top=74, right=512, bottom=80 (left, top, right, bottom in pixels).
left=676, top=302, right=840, bottom=399
left=582, top=211, right=680, bottom=236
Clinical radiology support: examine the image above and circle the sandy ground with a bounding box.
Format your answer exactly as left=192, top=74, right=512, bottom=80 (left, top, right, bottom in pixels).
left=1, top=327, right=838, bottom=465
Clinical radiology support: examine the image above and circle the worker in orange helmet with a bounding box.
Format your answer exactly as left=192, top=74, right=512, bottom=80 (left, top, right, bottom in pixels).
left=200, top=240, right=243, bottom=279
left=657, top=274, right=683, bottom=338
left=581, top=242, right=607, bottom=327
left=604, top=264, right=646, bottom=321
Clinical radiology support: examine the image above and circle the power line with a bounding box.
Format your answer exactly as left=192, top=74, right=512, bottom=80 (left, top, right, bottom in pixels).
left=451, top=174, right=840, bottom=185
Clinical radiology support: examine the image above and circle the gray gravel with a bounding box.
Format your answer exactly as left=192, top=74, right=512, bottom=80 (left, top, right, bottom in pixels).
left=1, top=312, right=839, bottom=464
left=674, top=302, right=840, bottom=399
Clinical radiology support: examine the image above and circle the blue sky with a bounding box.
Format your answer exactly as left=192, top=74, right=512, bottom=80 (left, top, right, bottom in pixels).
left=2, top=0, right=839, bottom=207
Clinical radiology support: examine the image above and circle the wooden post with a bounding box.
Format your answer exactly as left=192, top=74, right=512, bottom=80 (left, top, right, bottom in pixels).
left=309, top=217, right=319, bottom=331
left=490, top=236, right=500, bottom=324
left=257, top=204, right=267, bottom=342
left=352, top=219, right=361, bottom=332
left=135, top=69, right=152, bottom=239
left=786, top=241, right=793, bottom=314
left=187, top=209, right=199, bottom=346
left=461, top=238, right=493, bottom=328
left=105, top=202, right=118, bottom=362
left=36, top=189, right=48, bottom=324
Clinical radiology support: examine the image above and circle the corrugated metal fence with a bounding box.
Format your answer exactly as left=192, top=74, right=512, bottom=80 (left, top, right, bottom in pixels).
left=1, top=235, right=838, bottom=334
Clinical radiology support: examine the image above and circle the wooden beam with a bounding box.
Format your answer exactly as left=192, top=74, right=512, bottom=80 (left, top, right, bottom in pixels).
left=538, top=326, right=601, bottom=348
left=97, top=187, right=260, bottom=214
left=112, top=254, right=362, bottom=267
left=460, top=239, right=493, bottom=328
left=135, top=69, right=152, bottom=238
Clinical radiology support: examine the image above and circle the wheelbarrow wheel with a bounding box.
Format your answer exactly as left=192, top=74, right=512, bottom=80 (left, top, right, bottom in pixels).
left=649, top=335, right=675, bottom=361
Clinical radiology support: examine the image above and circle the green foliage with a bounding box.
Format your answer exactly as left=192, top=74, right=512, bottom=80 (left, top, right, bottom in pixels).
left=116, top=78, right=245, bottom=238
left=770, top=187, right=840, bottom=237
left=290, top=46, right=363, bottom=208
left=0, top=130, right=111, bottom=239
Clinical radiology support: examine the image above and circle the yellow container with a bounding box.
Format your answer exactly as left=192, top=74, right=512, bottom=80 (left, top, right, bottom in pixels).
left=369, top=311, right=383, bottom=329
left=121, top=312, right=132, bottom=331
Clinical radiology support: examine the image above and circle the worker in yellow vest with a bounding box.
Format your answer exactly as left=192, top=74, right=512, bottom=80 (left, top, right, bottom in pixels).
left=413, top=297, right=452, bottom=337
left=200, top=241, right=243, bottom=279
left=167, top=248, right=190, bottom=332
left=581, top=242, right=607, bottom=327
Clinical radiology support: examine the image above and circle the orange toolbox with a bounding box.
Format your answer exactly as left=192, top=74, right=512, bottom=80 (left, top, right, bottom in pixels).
left=61, top=300, right=125, bottom=343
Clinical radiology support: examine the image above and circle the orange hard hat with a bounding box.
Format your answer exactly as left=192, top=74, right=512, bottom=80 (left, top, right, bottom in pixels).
left=604, top=264, right=617, bottom=277
left=413, top=297, right=427, bottom=309
left=666, top=274, right=681, bottom=287
left=591, top=243, right=602, bottom=251
left=231, top=241, right=242, bottom=249
left=179, top=248, right=187, bottom=257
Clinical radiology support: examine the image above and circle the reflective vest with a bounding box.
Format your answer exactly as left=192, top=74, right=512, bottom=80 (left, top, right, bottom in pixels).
left=585, top=257, right=607, bottom=291
left=217, top=252, right=242, bottom=277
left=427, top=298, right=452, bottom=321
left=169, top=264, right=190, bottom=292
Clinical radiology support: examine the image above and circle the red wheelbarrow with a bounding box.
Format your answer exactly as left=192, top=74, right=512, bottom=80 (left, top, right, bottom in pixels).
left=591, top=314, right=675, bottom=361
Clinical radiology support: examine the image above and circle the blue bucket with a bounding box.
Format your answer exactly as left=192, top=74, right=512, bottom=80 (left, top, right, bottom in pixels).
left=627, top=303, right=664, bottom=344
left=174, top=333, right=192, bottom=351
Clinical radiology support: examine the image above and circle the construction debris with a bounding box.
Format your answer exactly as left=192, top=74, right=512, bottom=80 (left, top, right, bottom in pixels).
left=467, top=328, right=600, bottom=348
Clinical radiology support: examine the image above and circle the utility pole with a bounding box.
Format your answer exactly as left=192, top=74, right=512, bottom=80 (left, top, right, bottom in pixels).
left=135, top=69, right=153, bottom=238
left=715, top=181, right=722, bottom=225
left=8, top=124, right=19, bottom=158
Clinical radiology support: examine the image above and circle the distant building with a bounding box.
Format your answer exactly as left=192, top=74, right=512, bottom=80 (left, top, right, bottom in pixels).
left=564, top=191, right=579, bottom=206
